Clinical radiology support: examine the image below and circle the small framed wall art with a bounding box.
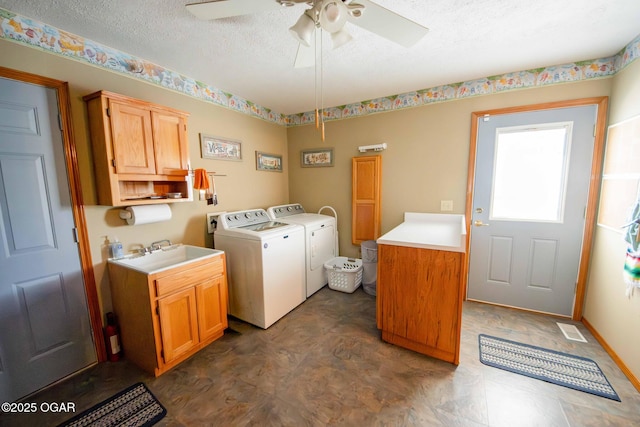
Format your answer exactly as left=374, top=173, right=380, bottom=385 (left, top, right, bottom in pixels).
left=200, top=134, right=242, bottom=161
left=256, top=151, right=283, bottom=172
left=301, top=147, right=334, bottom=167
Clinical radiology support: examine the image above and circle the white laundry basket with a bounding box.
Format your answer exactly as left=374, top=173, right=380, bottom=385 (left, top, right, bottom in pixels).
left=324, top=257, right=363, bottom=293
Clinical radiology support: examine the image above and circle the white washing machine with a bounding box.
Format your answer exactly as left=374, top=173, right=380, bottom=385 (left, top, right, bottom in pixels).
left=214, top=208, right=306, bottom=329
left=267, top=203, right=337, bottom=297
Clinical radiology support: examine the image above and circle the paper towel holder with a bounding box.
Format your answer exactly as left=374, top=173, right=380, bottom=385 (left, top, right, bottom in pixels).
left=119, top=204, right=173, bottom=225
left=119, top=210, right=133, bottom=221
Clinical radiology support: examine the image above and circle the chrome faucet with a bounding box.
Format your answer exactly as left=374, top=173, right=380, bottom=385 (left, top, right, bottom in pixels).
left=150, top=239, right=172, bottom=251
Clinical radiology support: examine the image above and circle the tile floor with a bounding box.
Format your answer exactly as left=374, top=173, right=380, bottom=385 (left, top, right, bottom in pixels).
left=2, top=286, right=639, bottom=426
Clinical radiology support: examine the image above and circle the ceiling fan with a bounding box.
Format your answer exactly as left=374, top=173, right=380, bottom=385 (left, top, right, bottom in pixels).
left=186, top=0, right=430, bottom=68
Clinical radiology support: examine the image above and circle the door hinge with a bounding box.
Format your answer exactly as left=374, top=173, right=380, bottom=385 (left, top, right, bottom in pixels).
left=593, top=124, right=596, bottom=137
left=72, top=227, right=79, bottom=243
left=111, top=159, right=116, bottom=167
left=106, top=107, right=110, bottom=117
left=156, top=306, right=160, bottom=315
left=57, top=114, right=63, bottom=131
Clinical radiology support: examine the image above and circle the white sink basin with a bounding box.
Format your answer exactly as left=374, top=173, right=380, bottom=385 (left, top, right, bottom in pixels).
left=109, top=244, right=223, bottom=274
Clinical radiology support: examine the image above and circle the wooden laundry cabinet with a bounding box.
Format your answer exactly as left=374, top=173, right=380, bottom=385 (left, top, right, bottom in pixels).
left=377, top=244, right=464, bottom=364
left=108, top=253, right=228, bottom=376
left=352, top=155, right=382, bottom=245
left=375, top=214, right=467, bottom=365
left=84, top=90, right=191, bottom=206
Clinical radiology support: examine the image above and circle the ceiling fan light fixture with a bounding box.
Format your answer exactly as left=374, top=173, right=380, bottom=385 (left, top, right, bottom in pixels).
left=319, top=0, right=348, bottom=33
left=289, top=11, right=316, bottom=47
left=331, top=28, right=352, bottom=49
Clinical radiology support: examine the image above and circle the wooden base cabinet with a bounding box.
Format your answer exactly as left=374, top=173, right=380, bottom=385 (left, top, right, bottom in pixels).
left=376, top=244, right=464, bottom=365
left=108, top=254, right=228, bottom=376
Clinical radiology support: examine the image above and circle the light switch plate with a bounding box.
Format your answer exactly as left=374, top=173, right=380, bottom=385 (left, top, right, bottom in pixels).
left=441, top=200, right=453, bottom=212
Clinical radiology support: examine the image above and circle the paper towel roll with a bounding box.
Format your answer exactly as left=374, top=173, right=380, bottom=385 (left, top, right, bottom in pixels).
left=121, top=204, right=172, bottom=225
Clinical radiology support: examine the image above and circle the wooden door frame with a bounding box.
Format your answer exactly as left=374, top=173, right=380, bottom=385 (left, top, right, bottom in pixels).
left=464, top=97, right=609, bottom=321
left=0, top=66, right=106, bottom=361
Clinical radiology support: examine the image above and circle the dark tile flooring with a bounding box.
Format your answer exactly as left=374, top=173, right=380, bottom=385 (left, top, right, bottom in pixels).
left=2, top=286, right=639, bottom=426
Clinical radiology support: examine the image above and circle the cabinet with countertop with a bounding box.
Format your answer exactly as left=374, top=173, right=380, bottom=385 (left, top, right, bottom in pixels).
left=83, top=90, right=192, bottom=206
left=108, top=251, right=228, bottom=376
left=376, top=213, right=467, bottom=365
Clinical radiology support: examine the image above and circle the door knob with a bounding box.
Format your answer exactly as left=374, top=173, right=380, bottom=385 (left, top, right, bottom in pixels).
left=474, top=220, right=490, bottom=227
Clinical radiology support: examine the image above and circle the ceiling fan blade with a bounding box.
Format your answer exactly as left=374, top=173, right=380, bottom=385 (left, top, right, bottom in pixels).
left=347, top=0, right=429, bottom=48
left=294, top=41, right=315, bottom=68
left=186, top=0, right=282, bottom=20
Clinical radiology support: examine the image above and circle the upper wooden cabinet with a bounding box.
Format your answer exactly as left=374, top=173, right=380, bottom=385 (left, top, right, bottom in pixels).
left=352, top=155, right=382, bottom=245
left=84, top=91, right=191, bottom=206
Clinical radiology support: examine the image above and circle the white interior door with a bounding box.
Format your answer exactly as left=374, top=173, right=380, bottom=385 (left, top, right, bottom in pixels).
left=0, top=78, right=96, bottom=402
left=467, top=105, right=597, bottom=316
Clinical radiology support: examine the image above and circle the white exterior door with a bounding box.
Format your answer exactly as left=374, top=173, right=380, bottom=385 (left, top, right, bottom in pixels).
left=0, top=78, right=96, bottom=402
left=467, top=105, right=597, bottom=316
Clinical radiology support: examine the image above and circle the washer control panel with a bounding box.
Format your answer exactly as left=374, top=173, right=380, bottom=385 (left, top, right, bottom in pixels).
left=218, top=209, right=271, bottom=229
left=267, top=203, right=305, bottom=218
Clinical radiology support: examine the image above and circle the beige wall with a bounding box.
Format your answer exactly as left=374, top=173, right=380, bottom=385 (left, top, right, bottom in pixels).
left=288, top=80, right=612, bottom=259
left=3, top=35, right=638, bottom=385
left=0, top=39, right=289, bottom=314
left=584, top=60, right=640, bottom=383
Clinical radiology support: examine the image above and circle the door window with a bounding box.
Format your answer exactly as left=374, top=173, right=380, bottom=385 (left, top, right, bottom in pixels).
left=490, top=123, right=572, bottom=222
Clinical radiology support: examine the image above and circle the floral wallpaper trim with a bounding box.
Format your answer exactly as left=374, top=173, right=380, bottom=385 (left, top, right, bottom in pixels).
left=1, top=8, right=638, bottom=127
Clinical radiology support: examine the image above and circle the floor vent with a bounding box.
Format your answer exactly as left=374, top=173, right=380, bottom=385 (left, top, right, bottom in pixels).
left=557, top=322, right=587, bottom=342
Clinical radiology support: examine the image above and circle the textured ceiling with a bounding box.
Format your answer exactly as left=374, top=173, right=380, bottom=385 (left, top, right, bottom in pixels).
left=1, top=0, right=639, bottom=115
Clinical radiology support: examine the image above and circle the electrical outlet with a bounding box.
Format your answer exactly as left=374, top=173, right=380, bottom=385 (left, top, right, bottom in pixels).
left=206, top=212, right=226, bottom=234
left=440, top=200, right=453, bottom=212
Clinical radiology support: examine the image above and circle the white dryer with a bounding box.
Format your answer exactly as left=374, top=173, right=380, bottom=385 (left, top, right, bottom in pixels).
left=214, top=208, right=305, bottom=329
left=267, top=203, right=337, bottom=297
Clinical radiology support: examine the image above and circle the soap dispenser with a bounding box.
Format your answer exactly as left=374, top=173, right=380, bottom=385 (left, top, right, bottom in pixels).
left=109, top=237, right=124, bottom=259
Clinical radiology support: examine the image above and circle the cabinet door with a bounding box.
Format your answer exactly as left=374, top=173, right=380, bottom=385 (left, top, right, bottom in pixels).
left=196, top=276, right=228, bottom=342
left=109, top=100, right=156, bottom=174
left=378, top=245, right=461, bottom=358
left=352, top=155, right=382, bottom=244
left=152, top=111, right=189, bottom=176
left=158, top=288, right=199, bottom=363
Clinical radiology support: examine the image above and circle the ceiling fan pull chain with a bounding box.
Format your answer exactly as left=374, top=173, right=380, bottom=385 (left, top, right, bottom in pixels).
left=320, top=28, right=325, bottom=140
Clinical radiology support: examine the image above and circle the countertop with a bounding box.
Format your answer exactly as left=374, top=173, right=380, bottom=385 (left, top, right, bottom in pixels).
left=376, top=212, right=467, bottom=252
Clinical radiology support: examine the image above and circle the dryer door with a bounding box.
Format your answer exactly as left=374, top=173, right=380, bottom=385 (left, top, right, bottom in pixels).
left=310, top=224, right=336, bottom=271
left=308, top=223, right=337, bottom=296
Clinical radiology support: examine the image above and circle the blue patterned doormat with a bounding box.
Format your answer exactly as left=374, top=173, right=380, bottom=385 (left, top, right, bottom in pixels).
left=58, top=382, right=166, bottom=426
left=479, top=334, right=620, bottom=401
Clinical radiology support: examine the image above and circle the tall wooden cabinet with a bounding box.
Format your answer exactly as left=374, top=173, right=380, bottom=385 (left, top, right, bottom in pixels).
left=108, top=254, right=228, bottom=376
left=84, top=91, right=191, bottom=206
left=352, top=155, right=382, bottom=245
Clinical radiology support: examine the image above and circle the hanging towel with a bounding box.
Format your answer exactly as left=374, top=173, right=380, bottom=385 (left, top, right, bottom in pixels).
left=623, top=204, right=640, bottom=253
left=193, top=168, right=210, bottom=190
left=623, top=248, right=640, bottom=297
left=622, top=184, right=640, bottom=296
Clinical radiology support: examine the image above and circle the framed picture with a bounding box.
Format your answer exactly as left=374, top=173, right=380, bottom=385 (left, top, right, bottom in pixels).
left=200, top=134, right=242, bottom=161
left=301, top=147, right=334, bottom=167
left=255, top=151, right=283, bottom=172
